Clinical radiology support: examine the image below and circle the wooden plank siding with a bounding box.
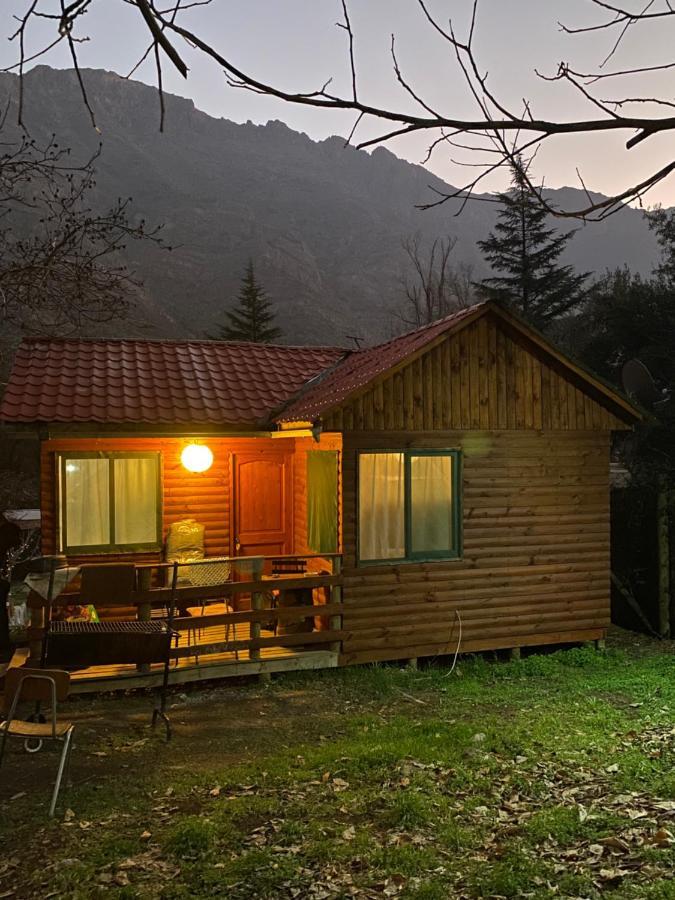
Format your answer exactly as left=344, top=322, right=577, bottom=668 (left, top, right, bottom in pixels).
left=40, top=434, right=341, bottom=565
left=317, top=312, right=629, bottom=662
left=339, top=430, right=611, bottom=664
left=322, top=317, right=630, bottom=434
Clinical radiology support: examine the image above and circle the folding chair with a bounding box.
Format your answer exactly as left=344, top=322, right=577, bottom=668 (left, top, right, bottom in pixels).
left=0, top=667, right=74, bottom=816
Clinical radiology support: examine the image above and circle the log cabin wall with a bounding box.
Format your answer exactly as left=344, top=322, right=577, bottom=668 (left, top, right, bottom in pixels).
left=321, top=311, right=633, bottom=663
left=40, top=435, right=297, bottom=565
left=340, top=430, right=611, bottom=663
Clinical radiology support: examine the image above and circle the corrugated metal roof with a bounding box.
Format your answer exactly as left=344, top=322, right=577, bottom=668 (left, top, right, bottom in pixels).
left=0, top=338, right=346, bottom=426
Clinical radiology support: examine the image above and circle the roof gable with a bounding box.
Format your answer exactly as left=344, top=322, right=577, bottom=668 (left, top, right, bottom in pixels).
left=278, top=302, right=641, bottom=430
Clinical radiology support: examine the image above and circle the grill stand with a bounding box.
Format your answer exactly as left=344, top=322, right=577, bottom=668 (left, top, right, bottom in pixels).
left=40, top=560, right=177, bottom=741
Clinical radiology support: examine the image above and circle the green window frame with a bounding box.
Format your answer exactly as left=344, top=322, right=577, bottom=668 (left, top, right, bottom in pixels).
left=357, top=449, right=462, bottom=565
left=57, top=451, right=162, bottom=554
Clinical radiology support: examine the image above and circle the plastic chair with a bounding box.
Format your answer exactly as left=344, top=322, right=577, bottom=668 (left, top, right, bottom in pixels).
left=0, top=667, right=74, bottom=816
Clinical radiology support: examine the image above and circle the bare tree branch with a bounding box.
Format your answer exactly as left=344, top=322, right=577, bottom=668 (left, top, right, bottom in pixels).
left=10, top=0, right=675, bottom=219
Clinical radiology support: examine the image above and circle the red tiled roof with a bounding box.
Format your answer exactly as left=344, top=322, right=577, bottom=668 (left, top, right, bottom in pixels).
left=0, top=338, right=346, bottom=426
left=276, top=303, right=485, bottom=422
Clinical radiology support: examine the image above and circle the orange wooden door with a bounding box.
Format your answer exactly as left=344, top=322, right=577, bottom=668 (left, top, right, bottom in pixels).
left=232, top=452, right=292, bottom=558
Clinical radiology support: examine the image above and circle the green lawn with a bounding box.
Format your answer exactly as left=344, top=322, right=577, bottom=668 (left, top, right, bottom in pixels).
left=2, top=637, right=675, bottom=898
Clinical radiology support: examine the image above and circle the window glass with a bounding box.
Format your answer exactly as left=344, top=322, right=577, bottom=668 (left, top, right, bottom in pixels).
left=358, top=452, right=405, bottom=561
left=114, top=456, right=159, bottom=545
left=64, top=458, right=110, bottom=547
left=410, top=454, right=454, bottom=554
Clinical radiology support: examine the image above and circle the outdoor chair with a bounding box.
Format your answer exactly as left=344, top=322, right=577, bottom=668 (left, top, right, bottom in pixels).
left=0, top=667, right=74, bottom=817
left=267, top=559, right=309, bottom=635
left=181, top=558, right=236, bottom=662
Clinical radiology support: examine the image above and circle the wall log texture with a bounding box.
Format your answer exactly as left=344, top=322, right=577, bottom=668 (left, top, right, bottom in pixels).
left=339, top=430, right=611, bottom=663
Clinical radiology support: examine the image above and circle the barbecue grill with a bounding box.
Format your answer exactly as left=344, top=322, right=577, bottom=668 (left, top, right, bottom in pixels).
left=47, top=620, right=173, bottom=667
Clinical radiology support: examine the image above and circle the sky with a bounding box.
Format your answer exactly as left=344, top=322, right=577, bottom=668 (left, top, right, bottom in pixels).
left=3, top=0, right=675, bottom=205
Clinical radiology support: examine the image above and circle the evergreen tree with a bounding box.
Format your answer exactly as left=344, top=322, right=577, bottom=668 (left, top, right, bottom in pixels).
left=477, top=160, right=589, bottom=329
left=211, top=260, right=282, bottom=342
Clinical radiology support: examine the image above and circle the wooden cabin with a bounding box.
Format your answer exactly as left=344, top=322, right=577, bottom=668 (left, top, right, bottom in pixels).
left=0, top=301, right=641, bottom=688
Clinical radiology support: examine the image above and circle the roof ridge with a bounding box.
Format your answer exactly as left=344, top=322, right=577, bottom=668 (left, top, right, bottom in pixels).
left=356, top=300, right=489, bottom=355
left=17, top=336, right=349, bottom=352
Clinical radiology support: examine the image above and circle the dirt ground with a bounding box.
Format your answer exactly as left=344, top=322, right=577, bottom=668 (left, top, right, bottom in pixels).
left=1, top=625, right=673, bottom=807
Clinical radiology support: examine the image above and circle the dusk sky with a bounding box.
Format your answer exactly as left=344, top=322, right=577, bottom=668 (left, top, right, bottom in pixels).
left=3, top=1, right=675, bottom=205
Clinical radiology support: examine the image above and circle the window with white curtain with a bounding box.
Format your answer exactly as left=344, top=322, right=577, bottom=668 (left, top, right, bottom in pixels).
left=58, top=452, right=161, bottom=552
left=358, top=450, right=461, bottom=564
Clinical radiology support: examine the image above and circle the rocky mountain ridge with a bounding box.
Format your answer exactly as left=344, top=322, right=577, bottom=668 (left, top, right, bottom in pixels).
left=0, top=66, right=663, bottom=345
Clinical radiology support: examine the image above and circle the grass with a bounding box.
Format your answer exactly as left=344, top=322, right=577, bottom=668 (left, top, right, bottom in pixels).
left=2, top=639, right=675, bottom=898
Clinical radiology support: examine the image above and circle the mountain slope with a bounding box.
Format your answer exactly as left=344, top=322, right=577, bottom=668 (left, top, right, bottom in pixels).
left=0, top=66, right=663, bottom=344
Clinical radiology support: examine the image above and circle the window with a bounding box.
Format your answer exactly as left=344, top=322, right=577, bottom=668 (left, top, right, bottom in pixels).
left=306, top=450, right=339, bottom=554
left=358, top=450, right=461, bottom=564
left=58, top=452, right=161, bottom=553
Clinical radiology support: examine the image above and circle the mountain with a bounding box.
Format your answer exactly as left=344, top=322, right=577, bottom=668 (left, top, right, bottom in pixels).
left=0, top=66, right=664, bottom=345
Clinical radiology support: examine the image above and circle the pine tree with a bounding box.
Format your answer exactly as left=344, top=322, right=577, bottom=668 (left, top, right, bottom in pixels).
left=211, top=260, right=282, bottom=342
left=477, top=160, right=589, bottom=329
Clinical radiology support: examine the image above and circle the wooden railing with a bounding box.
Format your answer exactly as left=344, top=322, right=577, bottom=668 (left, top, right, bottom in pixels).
left=28, top=554, right=344, bottom=671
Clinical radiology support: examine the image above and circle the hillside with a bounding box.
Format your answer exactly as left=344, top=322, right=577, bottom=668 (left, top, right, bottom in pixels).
left=0, top=66, right=664, bottom=345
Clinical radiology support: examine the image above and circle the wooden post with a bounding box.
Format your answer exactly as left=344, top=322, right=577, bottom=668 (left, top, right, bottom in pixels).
left=250, top=590, right=262, bottom=660
left=657, top=482, right=671, bottom=639
left=329, top=556, right=343, bottom=654
left=405, top=657, right=418, bottom=670
left=508, top=647, right=521, bottom=662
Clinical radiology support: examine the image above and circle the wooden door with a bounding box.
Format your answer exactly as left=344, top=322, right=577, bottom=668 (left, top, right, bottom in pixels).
left=232, top=452, right=292, bottom=558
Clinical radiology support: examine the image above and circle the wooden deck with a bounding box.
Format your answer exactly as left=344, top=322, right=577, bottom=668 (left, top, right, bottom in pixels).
left=22, top=557, right=344, bottom=693
left=68, top=617, right=339, bottom=693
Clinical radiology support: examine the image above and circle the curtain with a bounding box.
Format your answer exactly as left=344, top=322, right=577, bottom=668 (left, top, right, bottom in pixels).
left=114, top=457, right=159, bottom=545
left=359, top=453, right=404, bottom=561
left=307, top=450, right=338, bottom=553
left=64, top=458, right=110, bottom=547
left=410, top=455, right=453, bottom=553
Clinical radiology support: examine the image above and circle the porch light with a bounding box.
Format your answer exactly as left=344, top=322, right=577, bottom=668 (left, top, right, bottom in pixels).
left=181, top=443, right=213, bottom=473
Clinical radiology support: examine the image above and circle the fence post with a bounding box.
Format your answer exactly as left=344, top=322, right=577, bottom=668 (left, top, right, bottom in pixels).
left=250, top=589, right=262, bottom=660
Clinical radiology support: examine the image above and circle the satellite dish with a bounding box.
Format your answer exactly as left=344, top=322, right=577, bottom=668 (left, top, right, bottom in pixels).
left=621, top=359, right=662, bottom=409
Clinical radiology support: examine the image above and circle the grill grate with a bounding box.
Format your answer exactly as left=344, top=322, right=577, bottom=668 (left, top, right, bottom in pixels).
left=50, top=620, right=170, bottom=635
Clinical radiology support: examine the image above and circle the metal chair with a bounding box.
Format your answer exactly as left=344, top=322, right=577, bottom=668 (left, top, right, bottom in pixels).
left=0, top=667, right=74, bottom=816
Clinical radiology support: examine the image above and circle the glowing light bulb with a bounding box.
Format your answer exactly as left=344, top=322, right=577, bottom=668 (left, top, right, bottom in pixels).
left=181, top=444, right=213, bottom=473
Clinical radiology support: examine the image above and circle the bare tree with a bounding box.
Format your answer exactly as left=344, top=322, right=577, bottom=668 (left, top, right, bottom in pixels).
left=395, top=234, right=474, bottom=329
left=0, top=129, right=162, bottom=338
left=7, top=1, right=675, bottom=220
